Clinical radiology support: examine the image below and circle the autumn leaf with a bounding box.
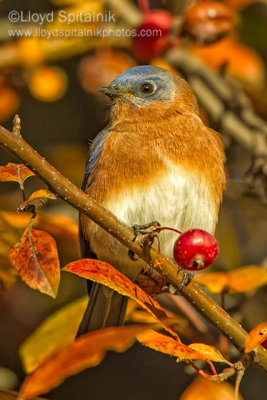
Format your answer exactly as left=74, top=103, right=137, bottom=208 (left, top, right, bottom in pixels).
left=37, top=213, right=78, bottom=240
left=18, top=190, right=57, bottom=213
left=0, top=211, right=32, bottom=228
left=180, top=376, right=243, bottom=400
left=18, top=325, right=153, bottom=400
left=0, top=211, right=78, bottom=240
left=244, top=323, right=267, bottom=353
left=20, top=298, right=157, bottom=374
left=137, top=330, right=231, bottom=364
left=188, top=343, right=232, bottom=365
left=64, top=259, right=178, bottom=338
left=9, top=227, right=60, bottom=297
left=20, top=297, right=88, bottom=373
left=127, top=307, right=186, bottom=327
left=127, top=309, right=166, bottom=325
left=0, top=163, right=34, bottom=187
left=137, top=330, right=202, bottom=361
left=0, top=390, right=47, bottom=400
left=194, top=266, right=267, bottom=294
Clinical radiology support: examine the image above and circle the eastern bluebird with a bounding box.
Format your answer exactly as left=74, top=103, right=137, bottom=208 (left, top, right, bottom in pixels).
left=78, top=65, right=225, bottom=335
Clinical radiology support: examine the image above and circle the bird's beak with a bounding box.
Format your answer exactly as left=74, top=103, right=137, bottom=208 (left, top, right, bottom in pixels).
left=99, top=85, right=122, bottom=99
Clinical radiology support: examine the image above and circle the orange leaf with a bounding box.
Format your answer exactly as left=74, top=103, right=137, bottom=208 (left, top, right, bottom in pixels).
left=137, top=330, right=202, bottom=360
left=0, top=211, right=32, bottom=228
left=64, top=259, right=178, bottom=338
left=18, top=325, right=152, bottom=400
left=0, top=211, right=78, bottom=240
left=180, top=376, right=243, bottom=400
left=37, top=213, right=78, bottom=240
left=188, top=343, right=232, bottom=365
left=244, top=323, right=267, bottom=353
left=137, top=330, right=231, bottom=364
left=9, top=228, right=60, bottom=298
left=18, top=190, right=57, bottom=213
left=23, top=189, right=56, bottom=210
left=194, top=266, right=267, bottom=294
left=0, top=163, right=34, bottom=186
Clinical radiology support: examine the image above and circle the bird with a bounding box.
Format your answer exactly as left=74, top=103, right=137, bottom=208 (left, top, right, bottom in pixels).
left=77, top=65, right=225, bottom=336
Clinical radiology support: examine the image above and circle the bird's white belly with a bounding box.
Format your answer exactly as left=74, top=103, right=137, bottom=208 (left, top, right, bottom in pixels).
left=87, top=164, right=217, bottom=279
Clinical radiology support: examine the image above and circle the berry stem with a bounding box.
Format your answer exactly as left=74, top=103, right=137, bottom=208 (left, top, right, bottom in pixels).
left=207, top=361, right=218, bottom=376
left=188, top=360, right=212, bottom=378
left=156, top=226, right=182, bottom=235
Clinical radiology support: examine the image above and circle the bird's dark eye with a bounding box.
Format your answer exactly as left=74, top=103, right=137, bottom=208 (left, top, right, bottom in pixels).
left=140, top=82, right=155, bottom=95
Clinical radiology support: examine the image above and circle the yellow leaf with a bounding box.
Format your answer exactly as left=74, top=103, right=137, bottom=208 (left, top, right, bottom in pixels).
left=20, top=297, right=88, bottom=373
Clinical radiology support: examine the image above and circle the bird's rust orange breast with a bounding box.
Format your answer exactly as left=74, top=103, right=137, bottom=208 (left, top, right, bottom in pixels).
left=85, top=101, right=225, bottom=215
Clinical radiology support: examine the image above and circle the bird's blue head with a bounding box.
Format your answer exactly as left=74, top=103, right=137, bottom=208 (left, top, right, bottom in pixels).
left=99, top=65, right=183, bottom=107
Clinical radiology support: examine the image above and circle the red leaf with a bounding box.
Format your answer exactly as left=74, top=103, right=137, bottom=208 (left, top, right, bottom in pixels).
left=9, top=228, right=60, bottom=297
left=0, top=163, right=34, bottom=186
left=64, top=259, right=178, bottom=338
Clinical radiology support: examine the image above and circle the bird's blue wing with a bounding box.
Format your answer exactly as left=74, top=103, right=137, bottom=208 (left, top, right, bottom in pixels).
left=81, top=128, right=110, bottom=191
left=79, top=127, right=110, bottom=258
left=77, top=127, right=129, bottom=337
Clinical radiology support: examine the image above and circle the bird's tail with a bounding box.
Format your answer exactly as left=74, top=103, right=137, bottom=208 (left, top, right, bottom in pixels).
left=77, top=281, right=128, bottom=336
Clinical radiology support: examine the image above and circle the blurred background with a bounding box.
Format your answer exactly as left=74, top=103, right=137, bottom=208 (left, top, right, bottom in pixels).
left=0, top=0, right=266, bottom=399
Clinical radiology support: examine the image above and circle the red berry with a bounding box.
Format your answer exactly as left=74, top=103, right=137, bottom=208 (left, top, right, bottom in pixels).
left=173, top=229, right=218, bottom=271
left=131, top=10, right=172, bottom=62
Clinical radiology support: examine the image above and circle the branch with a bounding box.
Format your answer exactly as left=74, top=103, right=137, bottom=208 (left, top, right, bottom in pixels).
left=0, top=123, right=267, bottom=373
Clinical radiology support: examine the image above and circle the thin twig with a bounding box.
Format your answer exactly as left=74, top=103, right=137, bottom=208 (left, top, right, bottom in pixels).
left=168, top=294, right=208, bottom=334
left=16, top=165, right=26, bottom=202
left=12, top=115, right=21, bottom=137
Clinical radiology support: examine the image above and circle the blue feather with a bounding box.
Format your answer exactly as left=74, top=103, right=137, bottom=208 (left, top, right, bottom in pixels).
left=82, top=128, right=110, bottom=190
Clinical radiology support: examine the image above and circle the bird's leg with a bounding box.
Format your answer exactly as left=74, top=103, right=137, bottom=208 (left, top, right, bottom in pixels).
left=175, top=267, right=194, bottom=292
left=132, top=220, right=161, bottom=241
left=128, top=221, right=161, bottom=262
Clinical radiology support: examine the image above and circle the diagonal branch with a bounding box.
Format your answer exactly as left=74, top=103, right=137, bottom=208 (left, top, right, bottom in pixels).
left=0, top=122, right=267, bottom=373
